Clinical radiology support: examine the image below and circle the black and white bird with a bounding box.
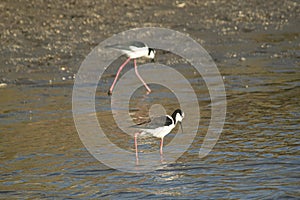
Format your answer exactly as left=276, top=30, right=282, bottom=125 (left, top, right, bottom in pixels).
left=132, top=109, right=184, bottom=160
left=106, top=41, right=156, bottom=95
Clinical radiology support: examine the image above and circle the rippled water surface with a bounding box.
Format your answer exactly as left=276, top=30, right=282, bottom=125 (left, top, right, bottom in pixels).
left=1, top=0, right=300, bottom=199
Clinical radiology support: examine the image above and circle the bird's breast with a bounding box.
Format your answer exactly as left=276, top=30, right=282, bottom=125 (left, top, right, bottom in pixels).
left=141, top=124, right=175, bottom=138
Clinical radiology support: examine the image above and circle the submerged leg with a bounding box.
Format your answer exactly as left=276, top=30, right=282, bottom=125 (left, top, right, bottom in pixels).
left=134, top=132, right=141, bottom=164
left=108, top=57, right=131, bottom=95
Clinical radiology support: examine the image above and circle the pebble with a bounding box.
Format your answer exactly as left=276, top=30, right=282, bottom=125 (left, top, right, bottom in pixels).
left=176, top=2, right=186, bottom=8
left=0, top=83, right=8, bottom=88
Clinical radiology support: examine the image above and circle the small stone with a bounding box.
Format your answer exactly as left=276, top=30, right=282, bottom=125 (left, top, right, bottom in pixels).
left=176, top=2, right=186, bottom=8
left=0, top=83, right=8, bottom=88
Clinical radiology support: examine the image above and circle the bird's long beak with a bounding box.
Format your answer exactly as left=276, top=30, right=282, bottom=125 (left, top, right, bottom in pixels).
left=179, top=122, right=183, bottom=134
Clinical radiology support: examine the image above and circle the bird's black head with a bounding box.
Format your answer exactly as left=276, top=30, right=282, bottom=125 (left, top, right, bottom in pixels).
left=171, top=109, right=184, bottom=123
left=171, top=109, right=184, bottom=133
left=148, top=48, right=156, bottom=60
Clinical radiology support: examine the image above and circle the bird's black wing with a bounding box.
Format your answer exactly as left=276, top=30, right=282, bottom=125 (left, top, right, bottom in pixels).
left=131, top=116, right=173, bottom=129
left=131, top=119, right=152, bottom=127
left=129, top=41, right=147, bottom=48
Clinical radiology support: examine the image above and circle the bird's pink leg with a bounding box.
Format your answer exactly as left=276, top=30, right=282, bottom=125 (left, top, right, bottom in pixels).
left=108, top=57, right=131, bottom=95
left=160, top=137, right=164, bottom=155
left=134, top=59, right=151, bottom=93
left=134, top=132, right=140, bottom=164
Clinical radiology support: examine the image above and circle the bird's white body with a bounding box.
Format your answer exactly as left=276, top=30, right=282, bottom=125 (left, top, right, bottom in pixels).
left=106, top=41, right=155, bottom=59
left=121, top=46, right=155, bottom=59
left=139, top=115, right=175, bottom=138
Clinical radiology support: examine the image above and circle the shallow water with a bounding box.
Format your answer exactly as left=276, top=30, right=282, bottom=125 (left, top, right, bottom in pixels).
left=1, top=0, right=300, bottom=199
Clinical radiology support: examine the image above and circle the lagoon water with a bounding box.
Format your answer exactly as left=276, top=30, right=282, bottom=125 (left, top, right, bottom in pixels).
left=1, top=0, right=299, bottom=199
